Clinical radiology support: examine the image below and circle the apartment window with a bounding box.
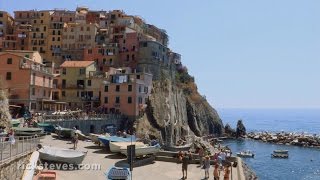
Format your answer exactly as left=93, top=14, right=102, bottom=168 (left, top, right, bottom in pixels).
left=128, top=85, right=132, bottom=92
left=69, top=18, right=72, bottom=21
left=43, top=90, right=46, bottom=96
left=79, top=68, right=85, bottom=75
left=62, top=91, right=66, bottom=97
left=104, top=85, right=108, bottom=92
left=116, top=85, right=120, bottom=92
left=109, top=59, right=113, bottom=65
left=104, top=97, right=108, bottom=104
left=7, top=58, right=12, bottom=64
left=126, top=54, right=129, bottom=61
left=32, top=88, right=35, bottom=95
left=0, top=13, right=3, bottom=17
left=132, top=54, right=135, bottom=61
left=76, top=91, right=79, bottom=97
left=143, top=42, right=148, bottom=47
left=139, top=85, right=142, bottom=93
left=57, top=37, right=60, bottom=41
left=127, top=97, right=132, bottom=104
left=31, top=103, right=36, bottom=110
left=144, top=87, right=148, bottom=93
left=115, top=96, right=120, bottom=104
left=34, top=20, right=37, bottom=24
left=32, top=73, right=36, bottom=84
left=81, top=27, right=84, bottom=31
left=52, top=37, right=55, bottom=41
left=62, top=68, right=66, bottom=75
left=53, top=30, right=55, bottom=35
left=136, top=75, right=140, bottom=79
left=41, top=20, right=43, bottom=24
left=87, top=80, right=91, bottom=86
left=87, top=27, right=90, bottom=31
left=43, top=26, right=46, bottom=31
left=41, top=13, right=44, bottom=16
left=138, top=97, right=143, bottom=104
left=43, top=76, right=45, bottom=86
left=6, top=72, right=12, bottom=80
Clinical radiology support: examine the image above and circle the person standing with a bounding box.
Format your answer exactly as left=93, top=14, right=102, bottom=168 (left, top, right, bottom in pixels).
left=203, top=155, right=210, bottom=179
left=214, top=164, right=220, bottom=180
left=73, top=132, right=79, bottom=150
left=181, top=152, right=190, bottom=179
left=8, top=128, right=15, bottom=145
left=224, top=166, right=230, bottom=180
left=198, top=147, right=204, bottom=167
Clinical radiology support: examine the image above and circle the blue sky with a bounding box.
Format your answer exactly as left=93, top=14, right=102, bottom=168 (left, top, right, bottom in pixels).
left=1, top=0, right=319, bottom=108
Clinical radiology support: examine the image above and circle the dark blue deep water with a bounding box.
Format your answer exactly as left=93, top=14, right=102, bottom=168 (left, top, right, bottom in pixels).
left=218, top=109, right=320, bottom=180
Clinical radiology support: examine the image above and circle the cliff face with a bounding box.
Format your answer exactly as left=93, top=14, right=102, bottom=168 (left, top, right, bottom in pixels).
left=136, top=69, right=223, bottom=144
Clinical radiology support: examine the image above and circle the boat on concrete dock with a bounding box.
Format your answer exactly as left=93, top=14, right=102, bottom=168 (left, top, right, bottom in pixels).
left=54, top=126, right=73, bottom=138
left=109, top=141, right=145, bottom=153
left=89, top=133, right=110, bottom=144
left=13, top=127, right=43, bottom=136
left=98, top=135, right=136, bottom=147
left=120, top=144, right=161, bottom=157
left=162, top=143, right=192, bottom=152
left=38, top=145, right=87, bottom=164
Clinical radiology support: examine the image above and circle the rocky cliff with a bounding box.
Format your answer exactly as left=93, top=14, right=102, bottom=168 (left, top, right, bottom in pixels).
left=136, top=68, right=223, bottom=145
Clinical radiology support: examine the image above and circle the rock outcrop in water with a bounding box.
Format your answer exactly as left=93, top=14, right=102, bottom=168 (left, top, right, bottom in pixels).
left=135, top=68, right=223, bottom=145
left=236, top=119, right=246, bottom=138
left=224, top=123, right=236, bottom=137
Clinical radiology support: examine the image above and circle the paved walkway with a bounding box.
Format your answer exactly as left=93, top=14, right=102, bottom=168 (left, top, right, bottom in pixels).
left=40, top=135, right=240, bottom=180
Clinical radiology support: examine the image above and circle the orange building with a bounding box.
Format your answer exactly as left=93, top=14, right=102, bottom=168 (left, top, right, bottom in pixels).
left=0, top=50, right=66, bottom=112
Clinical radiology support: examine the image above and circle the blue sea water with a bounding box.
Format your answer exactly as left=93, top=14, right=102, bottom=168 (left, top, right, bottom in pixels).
left=217, top=109, right=320, bottom=180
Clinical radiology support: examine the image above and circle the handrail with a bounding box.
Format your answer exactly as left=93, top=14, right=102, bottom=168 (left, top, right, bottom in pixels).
left=0, top=136, right=40, bottom=165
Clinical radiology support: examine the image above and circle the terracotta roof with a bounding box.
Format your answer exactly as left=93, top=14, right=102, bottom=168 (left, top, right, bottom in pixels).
left=60, top=61, right=94, bottom=68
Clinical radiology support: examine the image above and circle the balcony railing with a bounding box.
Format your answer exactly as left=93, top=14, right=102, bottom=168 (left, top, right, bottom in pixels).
left=20, top=63, right=53, bottom=74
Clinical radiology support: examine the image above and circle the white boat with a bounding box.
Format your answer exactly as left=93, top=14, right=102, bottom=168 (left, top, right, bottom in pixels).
left=22, top=151, right=39, bottom=180
left=89, top=133, right=110, bottom=144
left=109, top=142, right=145, bottom=153
left=237, top=150, right=255, bottom=158
left=120, top=144, right=161, bottom=157
left=273, top=150, right=289, bottom=154
left=38, top=146, right=86, bottom=164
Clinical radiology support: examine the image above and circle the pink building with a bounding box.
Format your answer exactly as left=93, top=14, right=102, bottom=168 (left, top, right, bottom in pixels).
left=0, top=50, right=65, bottom=112
left=100, top=67, right=152, bottom=117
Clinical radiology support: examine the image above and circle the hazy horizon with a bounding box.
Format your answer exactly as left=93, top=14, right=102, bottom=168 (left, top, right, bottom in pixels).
left=1, top=0, right=319, bottom=109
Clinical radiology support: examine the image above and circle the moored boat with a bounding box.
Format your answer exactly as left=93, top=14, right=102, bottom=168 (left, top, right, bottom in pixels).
left=89, top=133, right=110, bottom=144
left=271, top=150, right=289, bottom=158
left=109, top=142, right=145, bottom=153
left=120, top=144, right=161, bottom=156
left=36, top=123, right=55, bottom=133
left=105, top=166, right=131, bottom=180
left=38, top=146, right=86, bottom=164
left=11, top=118, right=22, bottom=127
left=237, top=150, right=255, bottom=158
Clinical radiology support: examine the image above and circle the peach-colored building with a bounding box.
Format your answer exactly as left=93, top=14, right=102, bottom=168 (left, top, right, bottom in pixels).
left=0, top=50, right=66, bottom=112
left=100, top=67, right=152, bottom=117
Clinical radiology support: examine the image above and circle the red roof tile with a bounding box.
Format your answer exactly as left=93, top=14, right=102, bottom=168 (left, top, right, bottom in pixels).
left=60, top=61, right=94, bottom=68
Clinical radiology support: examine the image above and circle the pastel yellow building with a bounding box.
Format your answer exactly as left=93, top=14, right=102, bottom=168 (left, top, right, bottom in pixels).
left=59, top=61, right=97, bottom=109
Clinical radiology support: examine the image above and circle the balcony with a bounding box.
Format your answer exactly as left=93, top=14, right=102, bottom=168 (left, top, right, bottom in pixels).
left=20, top=63, right=53, bottom=74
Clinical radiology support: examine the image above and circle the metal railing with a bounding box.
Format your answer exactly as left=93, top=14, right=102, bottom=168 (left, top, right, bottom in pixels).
left=0, top=136, right=40, bottom=165
left=42, top=114, right=124, bottom=122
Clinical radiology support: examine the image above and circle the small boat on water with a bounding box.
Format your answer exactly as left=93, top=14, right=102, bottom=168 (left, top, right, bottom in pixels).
left=98, top=135, right=136, bottom=147
left=13, top=127, right=43, bottom=136
left=38, top=146, right=86, bottom=164
left=273, top=150, right=289, bottom=154
left=105, top=166, right=131, bottom=180
left=120, top=144, right=161, bottom=157
left=237, top=150, right=255, bottom=158
left=271, top=150, right=289, bottom=158
left=33, top=171, right=56, bottom=180
left=109, top=142, right=145, bottom=153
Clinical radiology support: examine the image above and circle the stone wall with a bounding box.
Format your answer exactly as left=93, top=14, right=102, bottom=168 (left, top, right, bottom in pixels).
left=47, top=118, right=123, bottom=134
left=0, top=153, right=31, bottom=180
